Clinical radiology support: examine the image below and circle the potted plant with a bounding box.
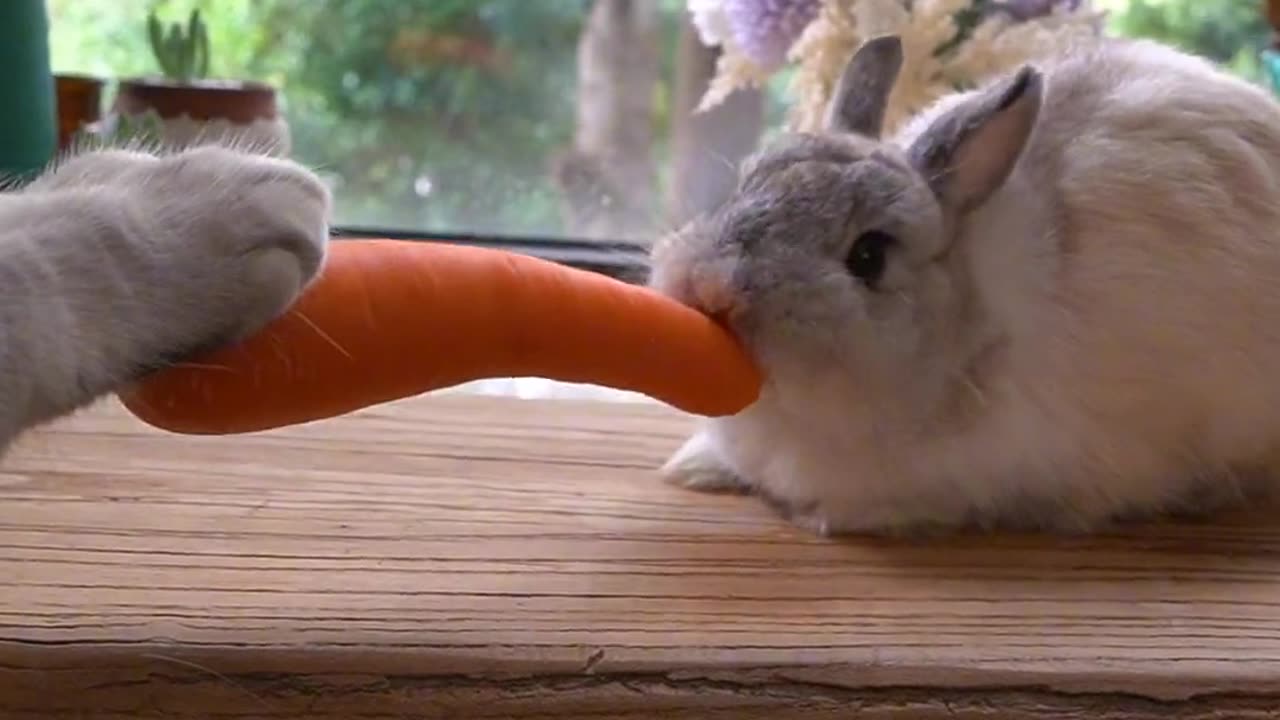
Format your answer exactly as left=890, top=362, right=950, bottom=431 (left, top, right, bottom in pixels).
left=54, top=73, right=107, bottom=151
left=103, top=8, right=290, bottom=155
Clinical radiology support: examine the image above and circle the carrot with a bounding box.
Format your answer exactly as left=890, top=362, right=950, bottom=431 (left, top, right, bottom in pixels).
left=117, top=239, right=763, bottom=434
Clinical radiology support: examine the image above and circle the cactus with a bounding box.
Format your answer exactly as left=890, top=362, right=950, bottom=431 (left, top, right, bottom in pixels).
left=146, top=8, right=210, bottom=83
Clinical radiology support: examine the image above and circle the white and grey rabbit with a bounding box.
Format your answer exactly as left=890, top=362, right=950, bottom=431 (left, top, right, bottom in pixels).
left=0, top=144, right=330, bottom=454
left=650, top=34, right=1280, bottom=536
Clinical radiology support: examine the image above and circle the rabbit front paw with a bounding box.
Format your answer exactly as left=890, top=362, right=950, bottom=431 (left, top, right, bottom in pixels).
left=661, top=431, right=752, bottom=494
left=759, top=489, right=976, bottom=538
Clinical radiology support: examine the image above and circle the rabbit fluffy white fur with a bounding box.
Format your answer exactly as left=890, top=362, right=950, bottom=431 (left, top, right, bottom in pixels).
left=650, top=35, right=1280, bottom=536
left=0, top=145, right=329, bottom=454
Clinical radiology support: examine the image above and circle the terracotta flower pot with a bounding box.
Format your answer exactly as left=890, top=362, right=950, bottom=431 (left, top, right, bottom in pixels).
left=54, top=73, right=106, bottom=151
left=106, top=77, right=290, bottom=155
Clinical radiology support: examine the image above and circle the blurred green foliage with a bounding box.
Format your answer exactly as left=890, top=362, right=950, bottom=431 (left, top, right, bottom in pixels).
left=51, top=0, right=598, bottom=235
left=48, top=0, right=790, bottom=237
left=1099, top=0, right=1270, bottom=81
left=48, top=0, right=1274, bottom=238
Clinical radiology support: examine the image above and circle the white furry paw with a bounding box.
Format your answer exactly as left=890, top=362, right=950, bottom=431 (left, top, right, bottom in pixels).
left=660, top=432, right=750, bottom=494
left=142, top=145, right=331, bottom=344
left=776, top=497, right=971, bottom=539
left=1, top=145, right=334, bottom=431
left=24, top=149, right=160, bottom=193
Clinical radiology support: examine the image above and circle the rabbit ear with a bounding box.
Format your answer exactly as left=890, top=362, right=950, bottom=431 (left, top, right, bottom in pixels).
left=824, top=35, right=904, bottom=138
left=907, top=66, right=1044, bottom=214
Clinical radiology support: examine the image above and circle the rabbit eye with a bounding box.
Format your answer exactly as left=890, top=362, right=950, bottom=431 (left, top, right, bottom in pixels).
left=845, top=230, right=895, bottom=288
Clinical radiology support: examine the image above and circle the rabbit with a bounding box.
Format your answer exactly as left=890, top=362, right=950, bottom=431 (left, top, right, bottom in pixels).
left=0, top=143, right=330, bottom=455
left=648, top=33, right=1280, bottom=536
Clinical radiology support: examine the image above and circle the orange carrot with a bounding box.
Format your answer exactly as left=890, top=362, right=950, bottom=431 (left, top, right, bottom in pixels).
left=117, top=239, right=763, bottom=434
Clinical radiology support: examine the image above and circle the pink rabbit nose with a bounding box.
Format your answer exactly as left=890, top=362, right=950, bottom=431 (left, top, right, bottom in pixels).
left=689, top=259, right=738, bottom=317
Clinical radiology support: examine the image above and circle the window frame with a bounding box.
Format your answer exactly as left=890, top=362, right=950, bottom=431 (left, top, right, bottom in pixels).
left=332, top=226, right=651, bottom=282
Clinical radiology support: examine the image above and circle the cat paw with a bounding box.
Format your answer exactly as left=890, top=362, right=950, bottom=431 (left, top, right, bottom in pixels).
left=142, top=145, right=331, bottom=347
left=1, top=145, right=334, bottom=429
left=660, top=431, right=751, bottom=494
left=24, top=149, right=160, bottom=193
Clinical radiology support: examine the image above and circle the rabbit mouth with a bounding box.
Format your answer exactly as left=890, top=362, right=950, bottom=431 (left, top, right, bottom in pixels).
left=687, top=261, right=739, bottom=317
left=707, top=309, right=739, bottom=335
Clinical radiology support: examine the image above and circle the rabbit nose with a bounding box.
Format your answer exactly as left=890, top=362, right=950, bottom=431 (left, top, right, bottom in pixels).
left=690, top=262, right=737, bottom=316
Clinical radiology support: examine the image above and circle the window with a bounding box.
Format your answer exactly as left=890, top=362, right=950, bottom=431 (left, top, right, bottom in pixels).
left=48, top=1, right=1273, bottom=248
left=48, top=1, right=793, bottom=256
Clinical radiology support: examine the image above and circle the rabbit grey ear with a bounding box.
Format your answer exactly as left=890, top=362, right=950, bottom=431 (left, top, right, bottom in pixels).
left=906, top=65, right=1044, bottom=213
left=824, top=35, right=904, bottom=138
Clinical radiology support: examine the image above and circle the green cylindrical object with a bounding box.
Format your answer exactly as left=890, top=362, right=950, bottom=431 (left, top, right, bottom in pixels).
left=0, top=0, right=55, bottom=181
left=1264, top=49, right=1280, bottom=97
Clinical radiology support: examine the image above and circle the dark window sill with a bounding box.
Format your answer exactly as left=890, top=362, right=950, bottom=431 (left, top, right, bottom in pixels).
left=333, top=226, right=651, bottom=282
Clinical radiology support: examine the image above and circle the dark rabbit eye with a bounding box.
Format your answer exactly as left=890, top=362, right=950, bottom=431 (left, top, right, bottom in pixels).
left=845, top=230, right=896, bottom=288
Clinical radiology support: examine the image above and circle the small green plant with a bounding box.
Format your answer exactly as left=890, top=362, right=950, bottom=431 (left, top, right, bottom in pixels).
left=146, top=8, right=210, bottom=83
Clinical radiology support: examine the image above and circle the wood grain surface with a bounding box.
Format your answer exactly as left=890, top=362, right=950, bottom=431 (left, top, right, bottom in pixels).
left=2, top=394, right=1280, bottom=718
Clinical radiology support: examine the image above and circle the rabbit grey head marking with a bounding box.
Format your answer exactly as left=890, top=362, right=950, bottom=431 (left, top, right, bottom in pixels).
left=720, top=134, right=922, bottom=264
left=825, top=34, right=905, bottom=138
left=906, top=66, right=1045, bottom=213
left=653, top=34, right=1045, bottom=389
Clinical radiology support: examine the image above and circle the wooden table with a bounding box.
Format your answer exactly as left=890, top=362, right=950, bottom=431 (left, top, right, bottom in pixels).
left=2, top=394, right=1280, bottom=718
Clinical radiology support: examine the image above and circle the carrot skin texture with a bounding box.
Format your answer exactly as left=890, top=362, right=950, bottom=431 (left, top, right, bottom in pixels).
left=117, top=239, right=764, bottom=434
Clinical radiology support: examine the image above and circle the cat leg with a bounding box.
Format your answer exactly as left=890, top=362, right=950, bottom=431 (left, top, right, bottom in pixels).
left=0, top=145, right=330, bottom=445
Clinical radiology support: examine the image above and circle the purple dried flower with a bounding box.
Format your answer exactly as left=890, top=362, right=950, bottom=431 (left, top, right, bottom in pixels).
left=991, top=0, right=1085, bottom=22
left=721, top=0, right=822, bottom=71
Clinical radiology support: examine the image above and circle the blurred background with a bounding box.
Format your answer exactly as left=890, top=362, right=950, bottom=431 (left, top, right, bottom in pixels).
left=46, top=0, right=1274, bottom=245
